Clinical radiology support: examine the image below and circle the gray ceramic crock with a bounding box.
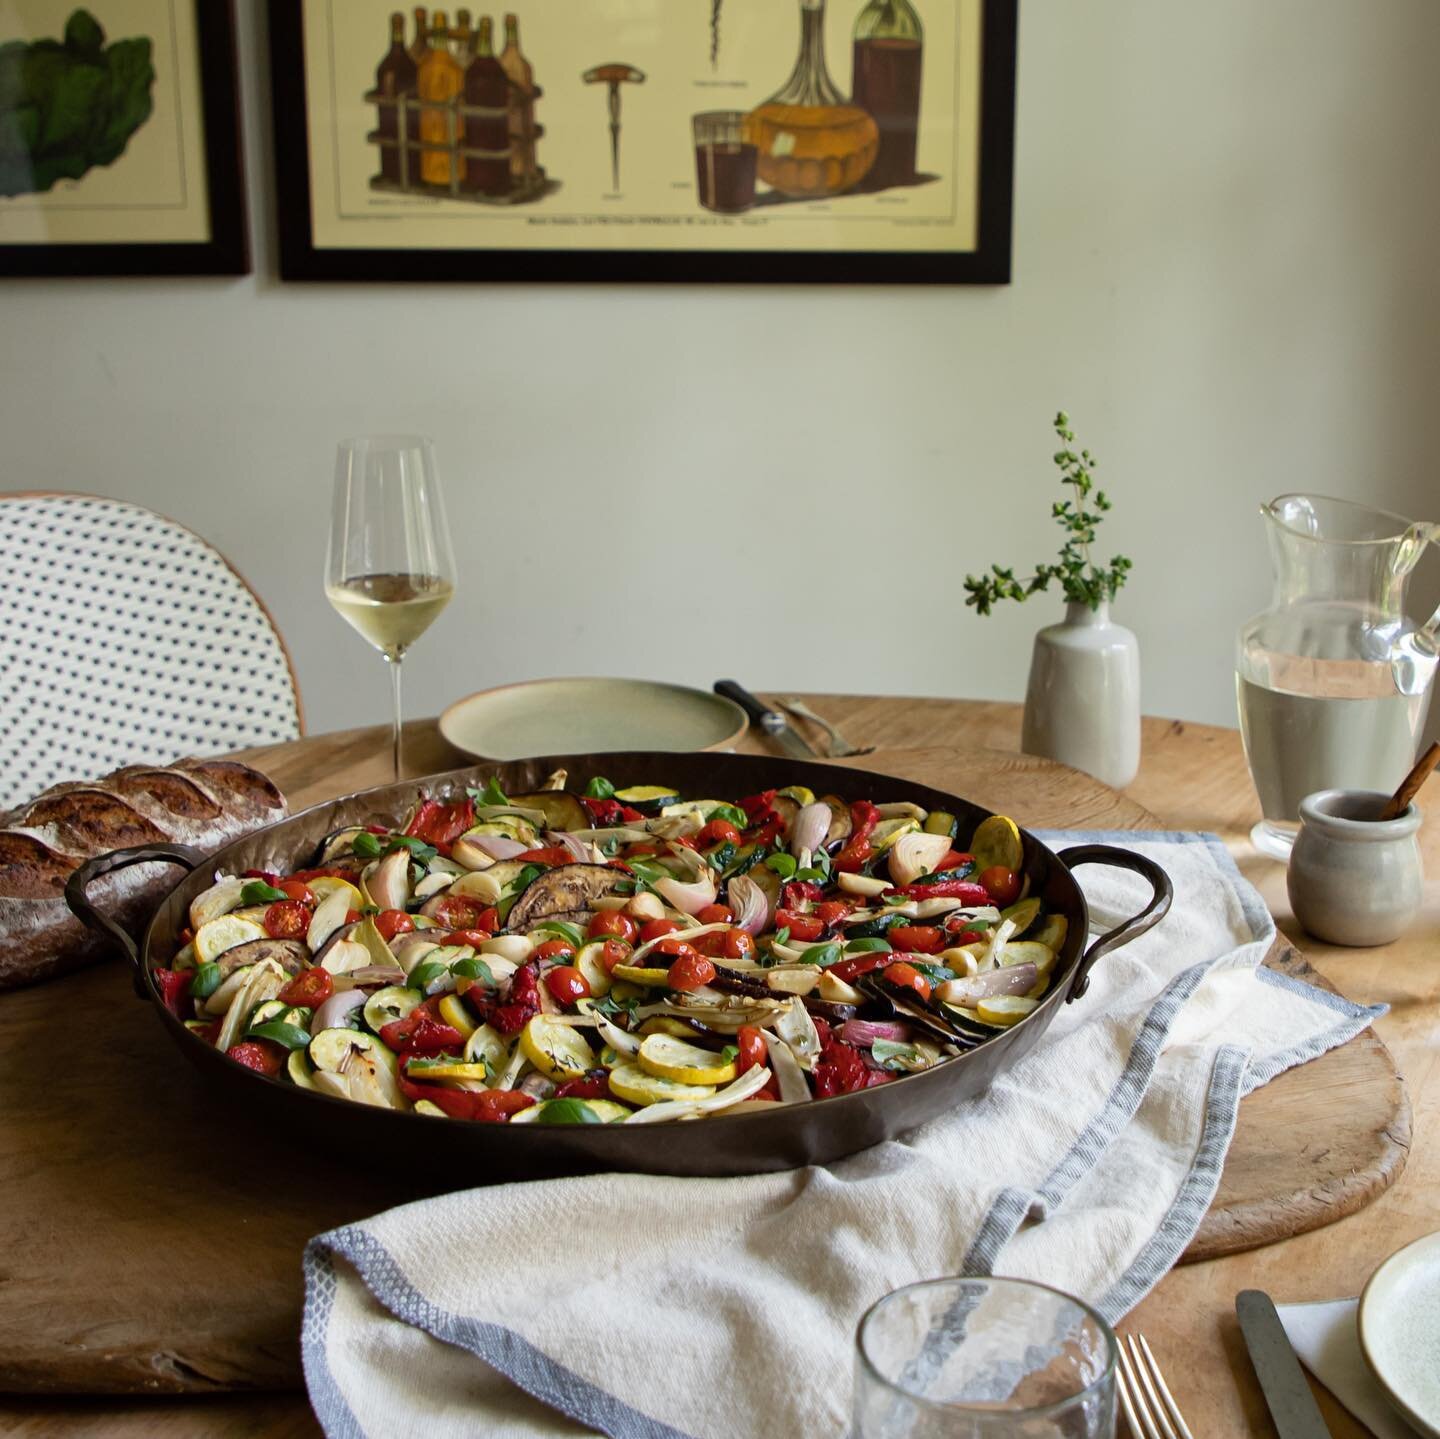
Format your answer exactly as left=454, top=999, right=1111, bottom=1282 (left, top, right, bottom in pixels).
left=1287, top=789, right=1423, bottom=947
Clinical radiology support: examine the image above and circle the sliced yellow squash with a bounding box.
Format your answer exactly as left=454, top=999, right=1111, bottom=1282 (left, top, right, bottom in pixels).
left=193, top=914, right=267, bottom=965
left=574, top=940, right=613, bottom=997
left=463, top=1022, right=507, bottom=1072
left=1000, top=940, right=1056, bottom=976
left=776, top=785, right=815, bottom=806
left=404, top=1058, right=490, bottom=1083
left=971, top=815, right=1023, bottom=874
left=975, top=994, right=1040, bottom=1026
left=610, top=963, right=673, bottom=987
left=1033, top=914, right=1068, bottom=951
left=1000, top=897, right=1042, bottom=937
left=637, top=1033, right=738, bottom=1086
left=519, top=1014, right=596, bottom=1079
left=412, top=1099, right=449, bottom=1117
left=437, top=995, right=477, bottom=1038
left=307, top=876, right=364, bottom=907
left=869, top=817, right=920, bottom=854
left=608, top=1062, right=716, bottom=1107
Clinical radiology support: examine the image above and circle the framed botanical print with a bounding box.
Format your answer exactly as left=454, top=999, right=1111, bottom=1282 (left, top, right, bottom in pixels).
left=0, top=0, right=249, bottom=276
left=270, top=0, right=1016, bottom=283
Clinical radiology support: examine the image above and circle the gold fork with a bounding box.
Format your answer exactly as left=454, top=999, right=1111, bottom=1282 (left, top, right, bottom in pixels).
left=1116, top=1333, right=1194, bottom=1439
left=777, top=698, right=875, bottom=757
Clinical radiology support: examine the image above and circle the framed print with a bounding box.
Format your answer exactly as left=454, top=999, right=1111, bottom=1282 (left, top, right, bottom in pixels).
left=270, top=0, right=1016, bottom=284
left=0, top=0, right=249, bottom=276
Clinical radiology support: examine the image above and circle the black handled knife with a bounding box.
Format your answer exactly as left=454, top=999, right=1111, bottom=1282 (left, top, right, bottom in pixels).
left=713, top=680, right=819, bottom=761
left=1236, top=1290, right=1332, bottom=1438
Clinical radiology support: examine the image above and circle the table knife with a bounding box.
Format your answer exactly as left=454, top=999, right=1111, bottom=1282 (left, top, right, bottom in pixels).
left=713, top=680, right=821, bottom=761
left=1236, top=1289, right=1333, bottom=1438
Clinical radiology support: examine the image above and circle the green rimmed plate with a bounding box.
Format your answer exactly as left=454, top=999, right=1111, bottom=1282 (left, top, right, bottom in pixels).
left=439, top=678, right=749, bottom=762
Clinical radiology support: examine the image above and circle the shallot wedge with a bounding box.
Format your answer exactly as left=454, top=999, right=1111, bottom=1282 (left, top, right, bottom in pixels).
left=936, top=963, right=1038, bottom=1007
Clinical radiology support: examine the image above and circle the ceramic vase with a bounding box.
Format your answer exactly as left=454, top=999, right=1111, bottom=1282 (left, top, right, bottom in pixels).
left=1021, top=600, right=1141, bottom=790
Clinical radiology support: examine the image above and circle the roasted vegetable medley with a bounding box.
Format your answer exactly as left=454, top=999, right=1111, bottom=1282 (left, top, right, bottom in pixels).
left=156, top=774, right=1069, bottom=1124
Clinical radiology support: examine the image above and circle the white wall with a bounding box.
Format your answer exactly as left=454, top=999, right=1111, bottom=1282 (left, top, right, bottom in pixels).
left=4, top=0, right=1439, bottom=741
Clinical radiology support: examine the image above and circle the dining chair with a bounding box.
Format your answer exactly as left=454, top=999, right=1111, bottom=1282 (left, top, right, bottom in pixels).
left=0, top=492, right=303, bottom=813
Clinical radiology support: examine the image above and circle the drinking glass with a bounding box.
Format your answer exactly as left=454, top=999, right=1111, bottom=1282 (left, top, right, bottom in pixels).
left=853, top=1277, right=1117, bottom=1438
left=693, top=110, right=757, bottom=213
left=326, top=436, right=456, bottom=780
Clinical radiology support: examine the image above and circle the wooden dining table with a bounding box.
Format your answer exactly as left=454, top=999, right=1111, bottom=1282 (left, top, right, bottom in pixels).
left=3, top=695, right=1435, bottom=1438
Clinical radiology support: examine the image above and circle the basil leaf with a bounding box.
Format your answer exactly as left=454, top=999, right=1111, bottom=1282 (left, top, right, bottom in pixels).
left=240, top=880, right=288, bottom=905
left=533, top=920, right=584, bottom=950
left=772, top=926, right=791, bottom=947
left=536, top=1098, right=602, bottom=1125
left=584, top=776, right=616, bottom=800
left=479, top=776, right=510, bottom=806
left=407, top=960, right=448, bottom=992
left=452, top=955, right=496, bottom=987
left=720, top=1044, right=739, bottom=1065
left=792, top=867, right=827, bottom=884
left=189, top=962, right=222, bottom=999
left=593, top=992, right=640, bottom=1017
left=351, top=830, right=383, bottom=858
left=911, top=962, right=956, bottom=983
left=764, top=853, right=798, bottom=880
left=386, top=834, right=436, bottom=862
left=871, top=1039, right=919, bottom=1070
left=246, top=1020, right=313, bottom=1051
left=625, top=859, right=671, bottom=886
left=843, top=938, right=893, bottom=954
left=800, top=942, right=841, bottom=968
left=708, top=803, right=747, bottom=828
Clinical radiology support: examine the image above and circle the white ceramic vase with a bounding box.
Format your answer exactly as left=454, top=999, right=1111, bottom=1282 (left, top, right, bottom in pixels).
left=1021, top=600, right=1141, bottom=790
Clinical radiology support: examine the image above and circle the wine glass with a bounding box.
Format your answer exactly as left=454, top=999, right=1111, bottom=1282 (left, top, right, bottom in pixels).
left=325, top=436, right=456, bottom=780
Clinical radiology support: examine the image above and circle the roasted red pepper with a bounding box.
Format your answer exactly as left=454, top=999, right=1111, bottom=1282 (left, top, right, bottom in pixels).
left=554, top=1074, right=611, bottom=1100
left=153, top=967, right=192, bottom=1019
left=226, top=1039, right=286, bottom=1076
left=380, top=1002, right=465, bottom=1057
left=826, top=952, right=892, bottom=984
left=397, top=1068, right=537, bottom=1122
left=833, top=801, right=880, bottom=874
left=513, top=846, right=575, bottom=867
left=738, top=790, right=776, bottom=821
left=883, top=879, right=992, bottom=905
left=405, top=798, right=475, bottom=857
left=813, top=1023, right=893, bottom=1096
left=780, top=880, right=824, bottom=911
left=774, top=909, right=826, bottom=942
left=580, top=797, right=645, bottom=826
left=887, top=925, right=947, bottom=955
left=487, top=960, right=542, bottom=1035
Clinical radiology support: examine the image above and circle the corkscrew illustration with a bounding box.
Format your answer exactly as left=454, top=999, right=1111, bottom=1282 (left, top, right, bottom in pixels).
left=710, top=0, right=721, bottom=70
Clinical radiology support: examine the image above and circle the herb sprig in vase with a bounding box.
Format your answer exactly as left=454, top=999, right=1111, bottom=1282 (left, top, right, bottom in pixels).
left=966, top=413, right=1141, bottom=789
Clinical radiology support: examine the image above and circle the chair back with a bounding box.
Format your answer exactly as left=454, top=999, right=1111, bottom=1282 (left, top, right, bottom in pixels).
left=0, top=493, right=302, bottom=812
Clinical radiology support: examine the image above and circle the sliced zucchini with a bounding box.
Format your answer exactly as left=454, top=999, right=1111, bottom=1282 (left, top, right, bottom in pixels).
left=309, top=1027, right=386, bottom=1073
left=287, top=1049, right=317, bottom=1090
left=613, top=784, right=679, bottom=810
left=249, top=999, right=288, bottom=1028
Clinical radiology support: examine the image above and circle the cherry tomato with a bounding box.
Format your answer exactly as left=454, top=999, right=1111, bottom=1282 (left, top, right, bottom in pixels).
left=827, top=953, right=892, bottom=984
left=473, top=906, right=500, bottom=933
left=653, top=938, right=700, bottom=962
left=588, top=910, right=638, bottom=943
left=883, top=961, right=932, bottom=1002
left=696, top=819, right=742, bottom=848
left=774, top=909, right=825, bottom=942
left=445, top=928, right=494, bottom=948
left=534, top=939, right=577, bottom=964
left=979, top=866, right=1021, bottom=906
left=695, top=903, right=734, bottom=925
left=278, top=967, right=333, bottom=1008
left=278, top=878, right=316, bottom=905
left=697, top=926, right=754, bottom=961
left=469, top=1090, right=538, bottom=1123
left=226, top=1040, right=285, bottom=1076
left=888, top=925, right=946, bottom=955
left=263, top=899, right=311, bottom=940
left=544, top=965, right=591, bottom=1004
left=639, top=917, right=682, bottom=944
left=596, top=938, right=633, bottom=974
left=374, top=909, right=416, bottom=941
left=430, top=895, right=485, bottom=931
left=152, top=968, right=191, bottom=1019
left=666, top=952, right=716, bottom=992
left=736, top=1024, right=768, bottom=1074
left=344, top=908, right=362, bottom=925
left=812, top=899, right=853, bottom=929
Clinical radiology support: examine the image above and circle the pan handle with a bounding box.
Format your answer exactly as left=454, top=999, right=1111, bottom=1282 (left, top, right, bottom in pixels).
left=65, top=843, right=207, bottom=997
left=1057, top=844, right=1173, bottom=1002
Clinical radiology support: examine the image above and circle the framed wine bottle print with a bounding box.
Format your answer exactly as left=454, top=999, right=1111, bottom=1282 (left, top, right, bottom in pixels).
left=269, top=0, right=1016, bottom=283
left=0, top=0, right=248, bottom=277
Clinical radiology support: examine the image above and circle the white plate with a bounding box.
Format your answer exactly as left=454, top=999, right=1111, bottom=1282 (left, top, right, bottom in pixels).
left=1359, top=1231, right=1440, bottom=1436
left=439, top=677, right=749, bottom=762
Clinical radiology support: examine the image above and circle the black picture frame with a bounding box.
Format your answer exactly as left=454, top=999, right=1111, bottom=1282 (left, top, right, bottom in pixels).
left=0, top=0, right=249, bottom=278
left=269, top=0, right=1017, bottom=284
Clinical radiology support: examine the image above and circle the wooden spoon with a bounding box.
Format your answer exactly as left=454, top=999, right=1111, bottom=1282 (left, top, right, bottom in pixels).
left=1380, top=741, right=1440, bottom=821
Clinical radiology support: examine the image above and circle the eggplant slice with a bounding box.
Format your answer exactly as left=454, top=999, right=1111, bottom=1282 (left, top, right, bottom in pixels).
left=506, top=792, right=589, bottom=833
left=214, top=938, right=308, bottom=977
left=503, top=863, right=625, bottom=932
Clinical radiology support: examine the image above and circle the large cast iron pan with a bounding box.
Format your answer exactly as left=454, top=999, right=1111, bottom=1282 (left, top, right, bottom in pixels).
left=68, top=752, right=1171, bottom=1181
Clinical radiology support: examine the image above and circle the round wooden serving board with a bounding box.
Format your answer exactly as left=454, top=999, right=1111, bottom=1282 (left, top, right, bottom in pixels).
left=0, top=728, right=1408, bottom=1395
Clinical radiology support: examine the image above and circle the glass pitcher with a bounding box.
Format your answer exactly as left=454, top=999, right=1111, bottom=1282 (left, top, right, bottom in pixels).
left=1237, top=494, right=1439, bottom=858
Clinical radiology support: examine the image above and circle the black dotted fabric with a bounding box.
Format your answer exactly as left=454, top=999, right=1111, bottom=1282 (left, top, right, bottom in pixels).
left=0, top=496, right=302, bottom=811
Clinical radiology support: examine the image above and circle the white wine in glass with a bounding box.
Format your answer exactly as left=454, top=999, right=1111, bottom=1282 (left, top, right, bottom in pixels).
left=326, top=436, right=456, bottom=780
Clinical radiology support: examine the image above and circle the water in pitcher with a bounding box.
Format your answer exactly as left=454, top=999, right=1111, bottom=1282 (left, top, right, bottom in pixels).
left=1236, top=495, right=1439, bottom=858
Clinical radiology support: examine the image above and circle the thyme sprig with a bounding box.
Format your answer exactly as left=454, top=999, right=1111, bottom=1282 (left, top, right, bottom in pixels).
left=964, top=412, right=1133, bottom=615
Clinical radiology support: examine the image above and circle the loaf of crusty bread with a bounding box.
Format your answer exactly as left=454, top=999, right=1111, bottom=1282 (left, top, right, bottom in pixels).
left=0, top=759, right=287, bottom=989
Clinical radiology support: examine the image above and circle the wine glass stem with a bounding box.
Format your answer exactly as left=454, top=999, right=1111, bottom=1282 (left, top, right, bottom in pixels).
left=387, top=655, right=404, bottom=781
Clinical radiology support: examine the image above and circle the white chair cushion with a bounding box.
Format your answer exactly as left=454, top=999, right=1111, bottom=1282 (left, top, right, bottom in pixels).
left=0, top=495, right=302, bottom=812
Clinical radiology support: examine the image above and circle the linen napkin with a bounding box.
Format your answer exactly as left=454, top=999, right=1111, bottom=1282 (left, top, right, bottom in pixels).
left=1278, top=1299, right=1419, bottom=1438
left=302, top=831, right=1383, bottom=1439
